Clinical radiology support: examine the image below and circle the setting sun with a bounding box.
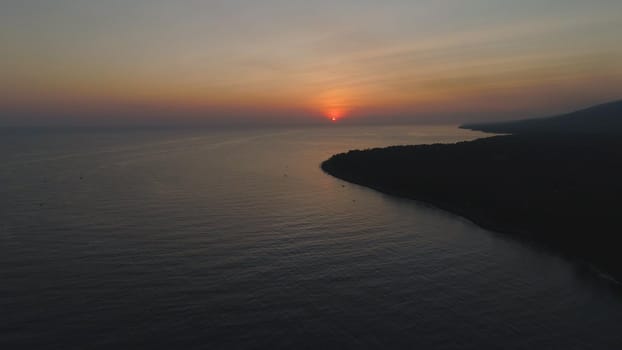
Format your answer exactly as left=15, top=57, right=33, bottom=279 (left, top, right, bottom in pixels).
left=325, top=108, right=346, bottom=122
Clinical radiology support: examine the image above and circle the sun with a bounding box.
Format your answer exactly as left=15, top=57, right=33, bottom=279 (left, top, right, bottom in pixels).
left=325, top=108, right=345, bottom=122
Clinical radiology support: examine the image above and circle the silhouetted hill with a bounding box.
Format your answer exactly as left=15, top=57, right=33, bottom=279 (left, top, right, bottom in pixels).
left=462, top=99, right=622, bottom=134
left=322, top=100, right=622, bottom=284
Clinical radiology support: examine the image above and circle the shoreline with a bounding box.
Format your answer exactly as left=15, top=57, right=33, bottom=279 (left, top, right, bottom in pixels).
left=321, top=133, right=622, bottom=285
left=321, top=162, right=528, bottom=237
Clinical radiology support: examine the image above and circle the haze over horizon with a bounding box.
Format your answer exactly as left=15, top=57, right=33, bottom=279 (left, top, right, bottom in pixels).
left=2, top=0, right=622, bottom=126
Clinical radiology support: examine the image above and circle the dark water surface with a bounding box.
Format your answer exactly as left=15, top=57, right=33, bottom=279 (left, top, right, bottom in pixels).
left=2, top=126, right=622, bottom=349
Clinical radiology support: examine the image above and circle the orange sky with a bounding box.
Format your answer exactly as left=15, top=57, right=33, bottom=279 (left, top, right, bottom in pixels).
left=2, top=0, right=622, bottom=126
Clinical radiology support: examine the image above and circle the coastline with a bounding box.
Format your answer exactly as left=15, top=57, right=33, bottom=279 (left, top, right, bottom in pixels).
left=321, top=133, right=622, bottom=284
left=321, top=162, right=530, bottom=238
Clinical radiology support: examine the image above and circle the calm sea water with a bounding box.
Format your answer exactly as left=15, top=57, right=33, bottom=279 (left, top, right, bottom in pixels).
left=2, top=126, right=622, bottom=349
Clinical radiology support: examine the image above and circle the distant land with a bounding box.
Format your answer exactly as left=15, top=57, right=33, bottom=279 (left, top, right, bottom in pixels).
left=462, top=99, right=622, bottom=134
left=322, top=100, right=622, bottom=282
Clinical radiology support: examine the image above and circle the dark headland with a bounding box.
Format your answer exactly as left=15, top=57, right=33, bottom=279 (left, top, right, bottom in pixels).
left=322, top=100, right=622, bottom=282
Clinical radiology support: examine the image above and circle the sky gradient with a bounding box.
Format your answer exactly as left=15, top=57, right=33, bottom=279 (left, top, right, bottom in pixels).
left=2, top=0, right=622, bottom=126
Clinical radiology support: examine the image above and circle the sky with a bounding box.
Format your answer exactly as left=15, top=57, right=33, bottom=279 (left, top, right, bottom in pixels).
left=2, top=0, right=622, bottom=126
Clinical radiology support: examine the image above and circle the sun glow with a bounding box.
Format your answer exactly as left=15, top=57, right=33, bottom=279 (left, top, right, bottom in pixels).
left=325, top=108, right=346, bottom=122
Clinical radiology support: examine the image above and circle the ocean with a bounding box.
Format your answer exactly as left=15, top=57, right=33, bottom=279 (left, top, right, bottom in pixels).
left=2, top=125, right=622, bottom=349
